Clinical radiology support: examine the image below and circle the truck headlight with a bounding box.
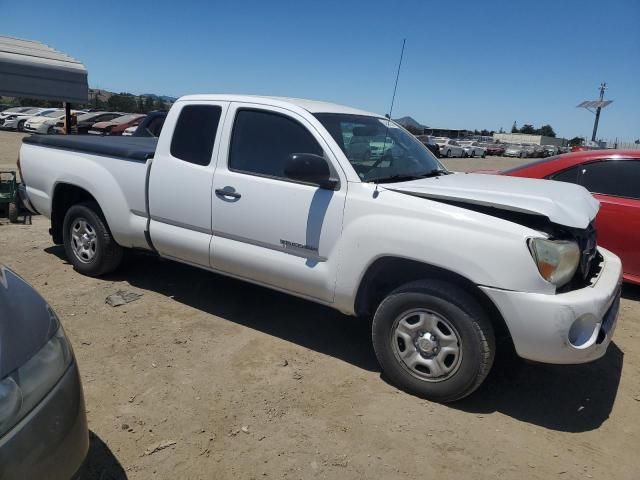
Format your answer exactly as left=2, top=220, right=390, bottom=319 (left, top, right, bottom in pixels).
left=0, top=327, right=73, bottom=436
left=528, top=238, right=580, bottom=288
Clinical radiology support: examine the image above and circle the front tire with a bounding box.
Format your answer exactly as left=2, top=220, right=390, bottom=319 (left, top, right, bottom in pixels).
left=17, top=120, right=26, bottom=132
left=63, top=202, right=123, bottom=276
left=446, top=149, right=452, bottom=158
left=372, top=280, right=495, bottom=402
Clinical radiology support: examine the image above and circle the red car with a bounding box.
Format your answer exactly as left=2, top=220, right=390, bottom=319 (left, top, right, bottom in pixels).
left=482, top=143, right=506, bottom=156
left=502, top=150, right=640, bottom=284
left=88, top=113, right=145, bottom=136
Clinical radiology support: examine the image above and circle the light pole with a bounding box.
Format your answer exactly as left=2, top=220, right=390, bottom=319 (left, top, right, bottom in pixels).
left=577, top=83, right=612, bottom=144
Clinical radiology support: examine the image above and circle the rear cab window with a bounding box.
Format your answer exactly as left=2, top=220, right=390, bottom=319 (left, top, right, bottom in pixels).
left=170, top=105, right=222, bottom=166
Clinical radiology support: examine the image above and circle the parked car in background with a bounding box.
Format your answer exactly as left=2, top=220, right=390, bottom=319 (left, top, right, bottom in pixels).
left=503, top=144, right=527, bottom=158
left=481, top=143, right=505, bottom=156
left=502, top=150, right=640, bottom=284
left=24, top=109, right=85, bottom=135
left=24, top=109, right=63, bottom=134
left=434, top=138, right=465, bottom=157
left=20, top=94, right=623, bottom=402
left=348, top=133, right=397, bottom=160
left=0, top=265, right=88, bottom=479
left=458, top=141, right=487, bottom=158
left=533, top=145, right=547, bottom=158
left=123, top=111, right=167, bottom=138
left=543, top=145, right=559, bottom=157
left=55, top=111, right=124, bottom=135
left=0, top=106, right=33, bottom=119
left=88, top=113, right=145, bottom=136
left=415, top=134, right=440, bottom=157
left=0, top=107, right=53, bottom=131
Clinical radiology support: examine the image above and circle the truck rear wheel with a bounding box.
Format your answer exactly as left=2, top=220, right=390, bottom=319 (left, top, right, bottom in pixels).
left=372, top=280, right=495, bottom=402
left=62, top=202, right=123, bottom=276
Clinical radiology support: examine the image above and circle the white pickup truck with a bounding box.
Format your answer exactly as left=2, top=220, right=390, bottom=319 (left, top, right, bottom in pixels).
left=18, top=95, right=622, bottom=401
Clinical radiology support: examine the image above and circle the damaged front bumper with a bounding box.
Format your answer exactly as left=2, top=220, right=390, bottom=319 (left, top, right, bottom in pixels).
left=480, top=247, right=622, bottom=364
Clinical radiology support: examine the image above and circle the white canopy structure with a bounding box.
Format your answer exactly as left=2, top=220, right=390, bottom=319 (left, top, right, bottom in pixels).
left=0, top=35, right=88, bottom=103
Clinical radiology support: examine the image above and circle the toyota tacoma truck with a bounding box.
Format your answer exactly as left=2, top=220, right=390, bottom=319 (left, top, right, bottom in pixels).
left=18, top=95, right=622, bottom=402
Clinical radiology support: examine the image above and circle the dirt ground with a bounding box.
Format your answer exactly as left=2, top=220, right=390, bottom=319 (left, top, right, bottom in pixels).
left=1, top=130, right=639, bottom=479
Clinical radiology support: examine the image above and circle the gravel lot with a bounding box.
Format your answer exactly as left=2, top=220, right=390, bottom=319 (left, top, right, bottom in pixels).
left=1, top=130, right=639, bottom=479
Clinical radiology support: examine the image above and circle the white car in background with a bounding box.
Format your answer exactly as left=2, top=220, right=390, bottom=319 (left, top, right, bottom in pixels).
left=0, top=107, right=53, bottom=131
left=458, top=141, right=487, bottom=158
left=434, top=138, right=465, bottom=158
left=503, top=144, right=527, bottom=158
left=24, top=109, right=84, bottom=134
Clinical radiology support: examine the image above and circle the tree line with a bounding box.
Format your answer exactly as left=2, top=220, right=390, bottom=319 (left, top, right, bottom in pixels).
left=2, top=93, right=170, bottom=114
left=511, top=122, right=556, bottom=137
left=93, top=93, right=169, bottom=113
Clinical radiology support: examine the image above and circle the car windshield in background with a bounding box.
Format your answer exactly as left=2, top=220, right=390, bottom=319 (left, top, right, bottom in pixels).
left=43, top=110, right=64, bottom=118
left=314, top=113, right=445, bottom=183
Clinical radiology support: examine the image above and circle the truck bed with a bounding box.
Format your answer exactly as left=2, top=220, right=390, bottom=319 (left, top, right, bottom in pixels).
left=22, top=135, right=157, bottom=162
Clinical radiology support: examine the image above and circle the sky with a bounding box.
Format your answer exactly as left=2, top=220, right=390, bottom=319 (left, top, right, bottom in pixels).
left=1, top=0, right=638, bottom=140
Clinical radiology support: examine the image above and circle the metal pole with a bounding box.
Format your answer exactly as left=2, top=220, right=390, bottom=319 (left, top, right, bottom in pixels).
left=591, top=83, right=606, bottom=142
left=64, top=102, right=72, bottom=135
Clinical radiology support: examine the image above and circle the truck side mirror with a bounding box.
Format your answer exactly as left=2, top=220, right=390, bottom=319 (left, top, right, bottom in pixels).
left=284, top=153, right=339, bottom=190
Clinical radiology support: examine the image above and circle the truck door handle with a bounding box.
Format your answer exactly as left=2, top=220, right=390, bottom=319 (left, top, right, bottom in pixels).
left=215, top=188, right=241, bottom=199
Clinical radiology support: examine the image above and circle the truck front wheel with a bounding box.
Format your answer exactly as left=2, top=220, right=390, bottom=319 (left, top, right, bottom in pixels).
left=62, top=202, right=123, bottom=276
left=372, top=280, right=495, bottom=402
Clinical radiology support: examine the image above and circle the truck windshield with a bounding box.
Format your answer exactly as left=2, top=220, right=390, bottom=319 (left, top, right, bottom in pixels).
left=314, top=113, right=446, bottom=183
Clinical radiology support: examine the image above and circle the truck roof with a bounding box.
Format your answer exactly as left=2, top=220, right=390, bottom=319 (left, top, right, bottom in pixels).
left=177, top=94, right=382, bottom=117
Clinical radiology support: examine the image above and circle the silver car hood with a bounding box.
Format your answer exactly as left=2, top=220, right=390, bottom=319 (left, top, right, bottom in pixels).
left=383, top=173, right=599, bottom=229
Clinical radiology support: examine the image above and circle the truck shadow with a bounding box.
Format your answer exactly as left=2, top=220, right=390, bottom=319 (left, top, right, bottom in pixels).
left=83, top=431, right=128, bottom=479
left=449, top=343, right=623, bottom=432
left=46, top=247, right=623, bottom=432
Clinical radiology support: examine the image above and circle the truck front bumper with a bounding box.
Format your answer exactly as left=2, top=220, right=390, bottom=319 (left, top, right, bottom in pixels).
left=480, top=247, right=622, bottom=364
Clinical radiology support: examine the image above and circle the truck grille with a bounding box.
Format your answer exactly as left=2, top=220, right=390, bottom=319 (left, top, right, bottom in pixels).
left=576, top=222, right=598, bottom=281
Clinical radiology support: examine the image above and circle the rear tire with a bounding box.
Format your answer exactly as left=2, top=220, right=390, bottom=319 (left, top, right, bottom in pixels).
left=8, top=202, right=19, bottom=223
left=17, top=120, right=26, bottom=132
left=372, top=280, right=495, bottom=402
left=63, top=202, right=123, bottom=276
left=446, top=150, right=452, bottom=158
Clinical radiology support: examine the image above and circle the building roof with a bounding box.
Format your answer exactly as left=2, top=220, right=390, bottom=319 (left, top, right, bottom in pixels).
left=0, top=36, right=88, bottom=103
left=177, top=94, right=382, bottom=117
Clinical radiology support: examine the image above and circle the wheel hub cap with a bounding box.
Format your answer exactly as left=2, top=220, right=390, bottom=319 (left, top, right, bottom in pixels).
left=416, top=332, right=439, bottom=356
left=391, top=309, right=462, bottom=382
left=70, top=218, right=97, bottom=263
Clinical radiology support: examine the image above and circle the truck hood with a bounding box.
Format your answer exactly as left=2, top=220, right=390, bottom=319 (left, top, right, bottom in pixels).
left=383, top=173, right=599, bottom=229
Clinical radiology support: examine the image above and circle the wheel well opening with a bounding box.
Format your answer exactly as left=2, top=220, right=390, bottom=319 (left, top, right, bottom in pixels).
left=51, top=184, right=99, bottom=244
left=355, top=257, right=512, bottom=343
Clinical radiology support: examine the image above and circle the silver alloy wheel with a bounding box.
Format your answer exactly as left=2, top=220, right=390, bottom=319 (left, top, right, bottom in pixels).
left=391, top=309, right=462, bottom=382
left=70, top=217, right=98, bottom=263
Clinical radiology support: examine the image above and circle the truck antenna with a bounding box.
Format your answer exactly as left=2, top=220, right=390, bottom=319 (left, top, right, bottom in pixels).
left=375, top=39, right=406, bottom=193
left=388, top=38, right=406, bottom=120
